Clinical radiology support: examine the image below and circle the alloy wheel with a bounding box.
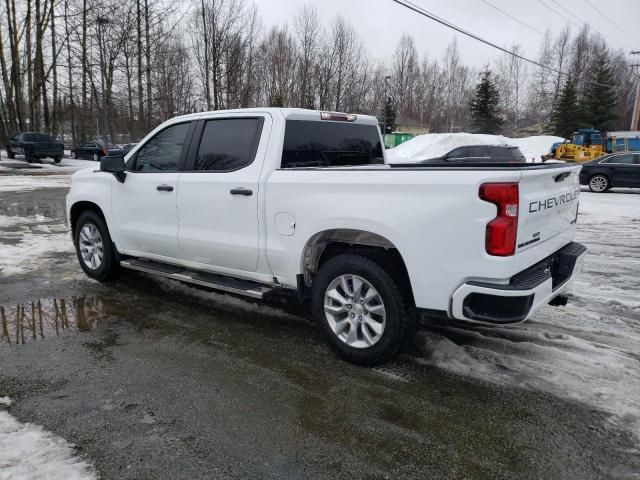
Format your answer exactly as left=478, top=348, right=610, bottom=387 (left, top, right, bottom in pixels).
left=324, top=274, right=386, bottom=348
left=79, top=223, right=104, bottom=270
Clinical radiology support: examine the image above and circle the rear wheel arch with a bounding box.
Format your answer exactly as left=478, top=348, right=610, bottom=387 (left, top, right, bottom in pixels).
left=300, top=229, right=415, bottom=305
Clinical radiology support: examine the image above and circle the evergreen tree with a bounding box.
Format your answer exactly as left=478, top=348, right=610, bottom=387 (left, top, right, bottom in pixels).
left=470, top=70, right=503, bottom=134
left=551, top=76, right=580, bottom=139
left=581, top=53, right=618, bottom=132
left=381, top=97, right=396, bottom=134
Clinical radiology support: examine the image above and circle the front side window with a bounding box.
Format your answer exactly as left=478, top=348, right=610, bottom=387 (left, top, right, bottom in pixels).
left=603, top=154, right=635, bottom=165
left=133, top=122, right=190, bottom=172
left=281, top=120, right=384, bottom=168
left=194, top=118, right=263, bottom=171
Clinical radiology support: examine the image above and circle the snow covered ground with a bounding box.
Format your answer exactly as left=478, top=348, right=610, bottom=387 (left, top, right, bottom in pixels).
left=387, top=132, right=565, bottom=163
left=416, top=189, right=640, bottom=441
left=0, top=149, right=95, bottom=174
left=0, top=399, right=96, bottom=480
left=0, top=176, right=71, bottom=192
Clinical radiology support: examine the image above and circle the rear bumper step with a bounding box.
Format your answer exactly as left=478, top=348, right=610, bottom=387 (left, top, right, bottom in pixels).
left=450, top=242, right=587, bottom=325
left=120, top=259, right=274, bottom=300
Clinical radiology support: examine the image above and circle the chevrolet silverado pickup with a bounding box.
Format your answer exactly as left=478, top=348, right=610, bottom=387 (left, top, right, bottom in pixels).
left=66, top=108, right=586, bottom=365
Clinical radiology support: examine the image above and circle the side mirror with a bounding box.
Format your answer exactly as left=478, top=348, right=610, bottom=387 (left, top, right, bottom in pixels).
left=100, top=155, right=126, bottom=182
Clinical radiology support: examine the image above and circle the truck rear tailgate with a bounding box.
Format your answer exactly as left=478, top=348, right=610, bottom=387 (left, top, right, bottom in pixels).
left=515, top=164, right=581, bottom=272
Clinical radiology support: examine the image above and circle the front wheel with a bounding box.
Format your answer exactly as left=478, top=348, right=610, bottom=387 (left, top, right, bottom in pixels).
left=73, top=211, right=119, bottom=282
left=312, top=253, right=415, bottom=366
left=53, top=156, right=62, bottom=164
left=589, top=174, right=609, bottom=193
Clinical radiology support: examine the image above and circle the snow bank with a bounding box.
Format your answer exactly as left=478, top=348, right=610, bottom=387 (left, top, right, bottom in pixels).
left=386, top=132, right=565, bottom=163
left=0, top=403, right=96, bottom=480
left=0, top=397, right=12, bottom=407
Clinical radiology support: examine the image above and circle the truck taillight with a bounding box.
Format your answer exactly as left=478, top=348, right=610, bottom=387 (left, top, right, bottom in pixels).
left=479, top=182, right=519, bottom=256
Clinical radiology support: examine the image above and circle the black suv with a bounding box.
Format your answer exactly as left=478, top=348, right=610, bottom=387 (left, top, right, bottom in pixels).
left=418, top=145, right=526, bottom=165
left=579, top=152, right=640, bottom=192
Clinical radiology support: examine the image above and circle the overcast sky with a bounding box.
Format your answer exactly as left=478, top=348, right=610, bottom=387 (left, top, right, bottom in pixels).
left=257, top=0, right=640, bottom=68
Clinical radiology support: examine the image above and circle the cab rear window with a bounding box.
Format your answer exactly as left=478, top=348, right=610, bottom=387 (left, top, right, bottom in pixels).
left=281, top=120, right=384, bottom=168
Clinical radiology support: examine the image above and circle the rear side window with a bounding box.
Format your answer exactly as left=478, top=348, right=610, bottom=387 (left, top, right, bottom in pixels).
left=194, top=118, right=263, bottom=171
left=603, top=154, right=635, bottom=164
left=488, top=147, right=525, bottom=161
left=281, top=120, right=384, bottom=168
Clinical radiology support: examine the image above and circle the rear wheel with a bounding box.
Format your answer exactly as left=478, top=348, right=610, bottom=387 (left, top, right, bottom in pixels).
left=312, top=253, right=415, bottom=366
left=588, top=174, right=609, bottom=193
left=73, top=211, right=119, bottom=282
left=53, top=156, right=62, bottom=164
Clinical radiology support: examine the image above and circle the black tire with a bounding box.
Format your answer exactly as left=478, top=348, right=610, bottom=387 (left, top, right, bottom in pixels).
left=6, top=147, right=15, bottom=159
left=53, top=156, right=62, bottom=164
left=588, top=174, right=610, bottom=193
left=25, top=151, right=33, bottom=163
left=73, top=211, right=119, bottom=282
left=311, top=253, right=415, bottom=366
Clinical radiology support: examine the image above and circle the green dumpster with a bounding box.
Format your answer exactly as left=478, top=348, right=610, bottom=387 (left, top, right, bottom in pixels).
left=384, top=132, right=414, bottom=149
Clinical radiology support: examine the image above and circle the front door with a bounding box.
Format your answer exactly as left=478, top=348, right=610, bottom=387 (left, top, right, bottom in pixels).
left=112, top=121, right=193, bottom=260
left=177, top=115, right=270, bottom=272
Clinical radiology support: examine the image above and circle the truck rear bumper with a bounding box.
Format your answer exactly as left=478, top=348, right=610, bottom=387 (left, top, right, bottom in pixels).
left=450, top=242, right=587, bottom=325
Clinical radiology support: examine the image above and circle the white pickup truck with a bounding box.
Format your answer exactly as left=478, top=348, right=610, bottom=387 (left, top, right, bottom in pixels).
left=66, top=108, right=586, bottom=365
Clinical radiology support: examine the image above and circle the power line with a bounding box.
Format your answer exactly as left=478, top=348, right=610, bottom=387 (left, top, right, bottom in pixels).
left=479, top=0, right=544, bottom=37
left=546, top=0, right=631, bottom=50
left=389, top=0, right=616, bottom=89
left=536, top=0, right=582, bottom=31
left=585, top=0, right=640, bottom=44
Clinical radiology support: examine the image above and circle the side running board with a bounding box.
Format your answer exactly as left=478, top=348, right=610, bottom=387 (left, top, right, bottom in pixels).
left=120, top=259, right=274, bottom=300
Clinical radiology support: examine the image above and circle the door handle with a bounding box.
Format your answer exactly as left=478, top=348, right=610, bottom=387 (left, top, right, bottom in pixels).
left=230, top=188, right=253, bottom=196
left=156, top=184, right=174, bottom=192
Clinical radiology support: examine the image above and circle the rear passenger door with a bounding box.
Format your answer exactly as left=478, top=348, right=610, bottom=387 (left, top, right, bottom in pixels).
left=176, top=114, right=270, bottom=272
left=605, top=154, right=636, bottom=187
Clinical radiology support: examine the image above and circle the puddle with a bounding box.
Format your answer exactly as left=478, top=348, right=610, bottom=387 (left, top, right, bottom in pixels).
left=0, top=296, right=115, bottom=346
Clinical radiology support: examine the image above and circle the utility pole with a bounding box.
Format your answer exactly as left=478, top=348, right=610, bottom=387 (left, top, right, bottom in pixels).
left=382, top=75, right=391, bottom=136
left=631, top=51, right=640, bottom=131
left=97, top=17, right=110, bottom=147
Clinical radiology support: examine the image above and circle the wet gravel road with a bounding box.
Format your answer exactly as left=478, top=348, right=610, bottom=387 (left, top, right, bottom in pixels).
left=1, top=184, right=639, bottom=479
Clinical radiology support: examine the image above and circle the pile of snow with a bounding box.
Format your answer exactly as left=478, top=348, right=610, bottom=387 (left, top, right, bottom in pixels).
left=386, top=132, right=566, bottom=163
left=0, top=399, right=96, bottom=480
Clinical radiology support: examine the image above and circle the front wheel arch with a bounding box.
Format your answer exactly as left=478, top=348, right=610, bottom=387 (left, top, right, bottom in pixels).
left=70, top=201, right=108, bottom=244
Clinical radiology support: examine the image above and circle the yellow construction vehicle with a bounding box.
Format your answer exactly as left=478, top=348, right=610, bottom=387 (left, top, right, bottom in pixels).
left=546, top=129, right=640, bottom=163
